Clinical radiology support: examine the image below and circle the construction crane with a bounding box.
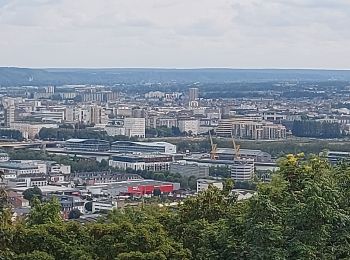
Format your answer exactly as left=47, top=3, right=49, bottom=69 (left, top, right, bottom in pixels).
left=231, top=132, right=240, bottom=160
left=209, top=130, right=218, bottom=160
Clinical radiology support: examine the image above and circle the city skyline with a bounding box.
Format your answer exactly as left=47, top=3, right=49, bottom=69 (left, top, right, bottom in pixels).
left=1, top=0, right=350, bottom=69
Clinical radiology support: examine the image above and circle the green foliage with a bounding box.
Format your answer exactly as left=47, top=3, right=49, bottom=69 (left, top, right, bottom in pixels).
left=84, top=201, right=92, bottom=212
left=209, top=166, right=231, bottom=178
left=14, top=251, right=55, bottom=260
left=9, top=150, right=111, bottom=173
left=292, top=120, right=342, bottom=138
left=38, top=127, right=134, bottom=141
left=27, top=198, right=62, bottom=226
left=22, top=187, right=42, bottom=203
left=2, top=155, right=350, bottom=259
left=68, top=209, right=82, bottom=219
left=146, top=126, right=182, bottom=138
left=0, top=129, right=23, bottom=141
left=134, top=170, right=196, bottom=190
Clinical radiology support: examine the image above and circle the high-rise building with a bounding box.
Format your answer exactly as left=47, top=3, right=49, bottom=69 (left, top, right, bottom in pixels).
left=4, top=106, right=15, bottom=127
left=89, top=105, right=107, bottom=125
left=124, top=118, right=145, bottom=138
left=189, top=88, right=199, bottom=108
left=189, top=88, right=199, bottom=101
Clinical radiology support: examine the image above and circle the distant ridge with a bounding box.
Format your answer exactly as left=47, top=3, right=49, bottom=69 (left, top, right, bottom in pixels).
left=1, top=67, right=350, bottom=86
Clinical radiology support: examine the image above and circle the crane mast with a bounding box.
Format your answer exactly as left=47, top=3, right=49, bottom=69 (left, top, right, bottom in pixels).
left=231, top=132, right=240, bottom=160
left=209, top=131, right=218, bottom=160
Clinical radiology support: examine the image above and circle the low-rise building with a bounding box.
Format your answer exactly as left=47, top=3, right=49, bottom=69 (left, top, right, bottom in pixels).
left=196, top=179, right=223, bottom=193
left=109, top=154, right=173, bottom=171
left=65, top=139, right=110, bottom=152
left=170, top=162, right=209, bottom=178
left=0, top=162, right=41, bottom=179
left=11, top=122, right=58, bottom=139
left=92, top=200, right=118, bottom=213
left=52, top=195, right=85, bottom=216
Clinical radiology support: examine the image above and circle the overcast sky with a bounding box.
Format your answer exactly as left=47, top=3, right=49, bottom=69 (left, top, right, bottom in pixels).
left=0, top=0, right=349, bottom=69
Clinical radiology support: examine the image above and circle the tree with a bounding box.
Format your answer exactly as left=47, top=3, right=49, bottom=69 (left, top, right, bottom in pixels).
left=27, top=198, right=62, bottom=226
left=153, top=188, right=161, bottom=197
left=84, top=201, right=92, bottom=212
left=68, top=209, right=83, bottom=219
left=15, top=251, right=55, bottom=260
left=23, top=187, right=43, bottom=203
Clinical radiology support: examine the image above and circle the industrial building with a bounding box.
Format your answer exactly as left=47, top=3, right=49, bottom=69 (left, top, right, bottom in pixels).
left=170, top=162, right=209, bottom=178
left=87, top=179, right=181, bottom=197
left=111, top=141, right=176, bottom=154
left=215, top=148, right=272, bottom=162
left=65, top=139, right=110, bottom=152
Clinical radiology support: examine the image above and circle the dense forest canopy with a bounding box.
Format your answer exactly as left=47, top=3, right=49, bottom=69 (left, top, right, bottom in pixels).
left=1, top=154, right=350, bottom=259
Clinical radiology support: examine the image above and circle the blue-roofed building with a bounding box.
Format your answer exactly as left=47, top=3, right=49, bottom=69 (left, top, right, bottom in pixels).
left=111, top=141, right=176, bottom=154
left=65, top=139, right=110, bottom=152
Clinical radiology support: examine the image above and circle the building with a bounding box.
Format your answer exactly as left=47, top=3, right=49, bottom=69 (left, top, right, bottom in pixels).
left=196, top=179, right=223, bottom=193
left=11, top=122, right=58, bottom=139
left=92, top=200, right=118, bottom=213
left=216, top=148, right=272, bottom=162
left=52, top=195, right=85, bottom=216
left=0, top=162, right=42, bottom=179
left=7, top=191, right=30, bottom=208
left=4, top=106, right=15, bottom=127
left=71, top=172, right=142, bottom=186
left=124, top=118, right=145, bottom=138
left=189, top=88, right=199, bottom=101
left=49, top=163, right=71, bottom=175
left=65, top=139, right=110, bottom=152
left=170, top=162, right=209, bottom=178
left=216, top=119, right=234, bottom=136
left=6, top=176, right=48, bottom=188
left=262, top=111, right=286, bottom=122
left=0, top=151, right=9, bottom=162
left=89, top=105, right=107, bottom=125
left=178, top=118, right=200, bottom=135
left=91, top=179, right=180, bottom=197
left=216, top=119, right=286, bottom=140
left=156, top=117, right=178, bottom=128
left=322, top=151, right=350, bottom=164
left=231, top=158, right=255, bottom=181
left=109, top=154, right=173, bottom=171
left=111, top=141, right=176, bottom=154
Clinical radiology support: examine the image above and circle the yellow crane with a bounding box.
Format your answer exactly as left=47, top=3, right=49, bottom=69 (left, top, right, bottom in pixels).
left=231, top=132, right=240, bottom=160
left=209, top=131, right=219, bottom=160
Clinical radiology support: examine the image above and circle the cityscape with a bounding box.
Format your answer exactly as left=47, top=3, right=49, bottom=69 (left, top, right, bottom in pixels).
left=1, top=0, right=350, bottom=259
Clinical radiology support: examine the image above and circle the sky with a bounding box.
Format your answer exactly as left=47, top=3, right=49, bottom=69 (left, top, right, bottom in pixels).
left=0, top=0, right=350, bottom=69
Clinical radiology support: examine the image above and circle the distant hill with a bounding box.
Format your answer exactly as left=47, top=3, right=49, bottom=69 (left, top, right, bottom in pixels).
left=1, top=67, right=350, bottom=86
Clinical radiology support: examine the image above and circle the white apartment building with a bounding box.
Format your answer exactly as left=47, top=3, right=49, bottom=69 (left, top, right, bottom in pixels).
left=124, top=117, right=145, bottom=138
left=109, top=154, right=173, bottom=172
left=92, top=200, right=118, bottom=213
left=178, top=118, right=200, bottom=135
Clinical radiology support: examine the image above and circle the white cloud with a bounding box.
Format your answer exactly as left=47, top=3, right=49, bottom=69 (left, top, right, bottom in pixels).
left=0, top=0, right=349, bottom=68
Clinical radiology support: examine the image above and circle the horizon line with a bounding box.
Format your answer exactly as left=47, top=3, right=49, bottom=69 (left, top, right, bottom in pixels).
left=1, top=66, right=350, bottom=71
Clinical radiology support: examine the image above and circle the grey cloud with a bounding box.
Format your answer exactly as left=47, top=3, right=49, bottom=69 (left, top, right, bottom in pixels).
left=0, top=0, right=349, bottom=68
